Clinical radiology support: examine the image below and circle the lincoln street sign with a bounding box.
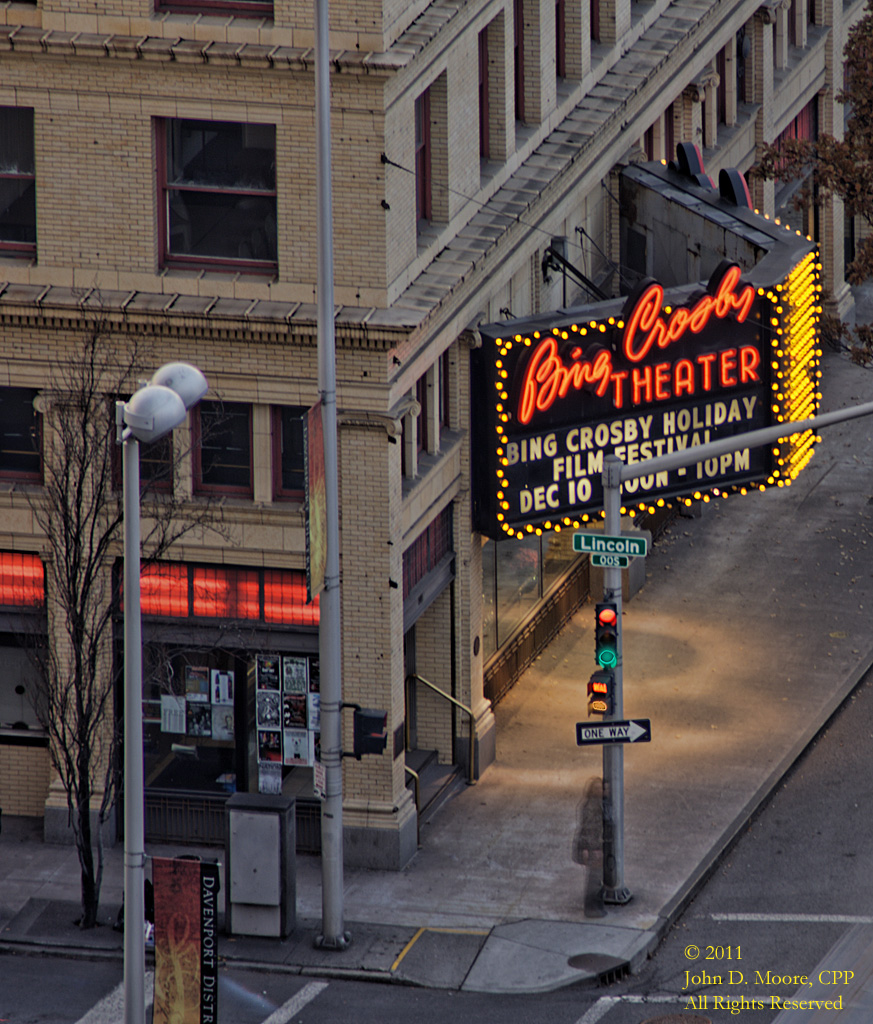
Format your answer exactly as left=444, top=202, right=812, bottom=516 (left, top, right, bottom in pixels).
left=575, top=719, right=652, bottom=746
left=573, top=532, right=648, bottom=558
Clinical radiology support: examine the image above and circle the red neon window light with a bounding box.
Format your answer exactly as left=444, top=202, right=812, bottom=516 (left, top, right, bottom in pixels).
left=264, top=570, right=319, bottom=626
left=193, top=566, right=260, bottom=620
left=0, top=551, right=44, bottom=607
left=140, top=563, right=188, bottom=617
left=136, top=562, right=319, bottom=626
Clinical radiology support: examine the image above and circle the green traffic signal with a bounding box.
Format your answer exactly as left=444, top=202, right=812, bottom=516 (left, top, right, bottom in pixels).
left=595, top=602, right=618, bottom=668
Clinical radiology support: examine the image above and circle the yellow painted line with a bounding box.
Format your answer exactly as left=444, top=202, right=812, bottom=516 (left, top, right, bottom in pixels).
left=390, top=926, right=491, bottom=973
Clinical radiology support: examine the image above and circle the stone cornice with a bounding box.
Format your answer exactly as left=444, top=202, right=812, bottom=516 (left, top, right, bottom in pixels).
left=0, top=282, right=414, bottom=349
left=0, top=24, right=408, bottom=74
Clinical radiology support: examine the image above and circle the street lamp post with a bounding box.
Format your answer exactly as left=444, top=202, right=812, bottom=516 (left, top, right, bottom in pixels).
left=116, top=362, right=208, bottom=1024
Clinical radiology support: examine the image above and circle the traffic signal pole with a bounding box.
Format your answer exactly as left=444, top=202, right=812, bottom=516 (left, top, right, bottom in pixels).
left=596, top=398, right=873, bottom=905
left=601, top=455, right=631, bottom=903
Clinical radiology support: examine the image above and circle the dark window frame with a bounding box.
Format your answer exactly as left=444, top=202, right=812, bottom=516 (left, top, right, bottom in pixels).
left=414, top=90, right=433, bottom=224
left=193, top=400, right=254, bottom=497
left=556, top=0, right=567, bottom=79
left=0, top=387, right=41, bottom=483
left=479, top=27, right=491, bottom=159
left=272, top=405, right=307, bottom=500
left=514, top=0, right=526, bottom=122
left=0, top=107, right=36, bottom=258
left=155, top=0, right=272, bottom=16
left=157, top=117, right=277, bottom=274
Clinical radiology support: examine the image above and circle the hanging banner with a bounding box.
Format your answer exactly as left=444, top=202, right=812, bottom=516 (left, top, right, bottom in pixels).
left=153, top=857, right=220, bottom=1024
left=304, top=399, right=327, bottom=602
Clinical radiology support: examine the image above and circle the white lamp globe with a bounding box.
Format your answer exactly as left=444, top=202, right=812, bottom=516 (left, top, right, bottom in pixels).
left=150, top=362, right=209, bottom=410
left=123, top=385, right=187, bottom=444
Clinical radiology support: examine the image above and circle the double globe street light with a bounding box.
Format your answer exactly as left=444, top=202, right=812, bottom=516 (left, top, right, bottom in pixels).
left=116, top=362, right=208, bottom=1024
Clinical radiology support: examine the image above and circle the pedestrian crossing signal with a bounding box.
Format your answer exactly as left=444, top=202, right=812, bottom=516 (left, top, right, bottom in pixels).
left=595, top=602, right=618, bottom=668
left=587, top=669, right=614, bottom=716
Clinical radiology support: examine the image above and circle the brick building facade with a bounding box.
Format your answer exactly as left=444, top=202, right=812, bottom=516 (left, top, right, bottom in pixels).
left=0, top=0, right=861, bottom=867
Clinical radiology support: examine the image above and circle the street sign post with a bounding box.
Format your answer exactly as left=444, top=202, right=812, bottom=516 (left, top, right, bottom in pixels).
left=590, top=552, right=630, bottom=569
left=573, top=533, right=648, bottom=558
left=576, top=719, right=652, bottom=746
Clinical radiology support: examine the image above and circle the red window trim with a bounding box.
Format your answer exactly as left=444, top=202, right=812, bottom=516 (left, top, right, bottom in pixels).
left=156, top=117, right=278, bottom=275
left=0, top=105, right=36, bottom=258
left=192, top=402, right=254, bottom=498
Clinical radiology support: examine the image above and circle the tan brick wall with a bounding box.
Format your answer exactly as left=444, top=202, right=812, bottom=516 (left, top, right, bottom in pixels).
left=0, top=745, right=52, bottom=816
left=338, top=418, right=410, bottom=822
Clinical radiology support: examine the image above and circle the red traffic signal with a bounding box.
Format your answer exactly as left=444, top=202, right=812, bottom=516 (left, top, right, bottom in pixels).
left=587, top=669, right=614, bottom=716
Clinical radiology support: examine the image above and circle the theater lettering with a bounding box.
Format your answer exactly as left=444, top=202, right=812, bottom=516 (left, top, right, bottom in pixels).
left=472, top=247, right=821, bottom=540
left=517, top=264, right=760, bottom=424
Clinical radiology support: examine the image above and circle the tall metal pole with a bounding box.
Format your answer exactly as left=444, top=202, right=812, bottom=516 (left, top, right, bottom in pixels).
left=315, top=0, right=349, bottom=949
left=600, top=454, right=631, bottom=904
left=122, top=432, right=146, bottom=1024
left=592, top=400, right=873, bottom=904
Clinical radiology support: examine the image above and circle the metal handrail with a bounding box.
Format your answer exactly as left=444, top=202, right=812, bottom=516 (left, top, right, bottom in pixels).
left=406, top=673, right=477, bottom=785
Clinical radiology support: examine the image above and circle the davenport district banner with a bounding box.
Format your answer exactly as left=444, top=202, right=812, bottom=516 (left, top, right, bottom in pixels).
left=153, top=856, right=220, bottom=1024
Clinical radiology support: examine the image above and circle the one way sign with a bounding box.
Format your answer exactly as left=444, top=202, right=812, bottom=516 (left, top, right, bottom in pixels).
left=575, top=719, right=652, bottom=746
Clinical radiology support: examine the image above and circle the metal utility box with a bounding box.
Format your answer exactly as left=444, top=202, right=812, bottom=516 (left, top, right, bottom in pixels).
left=225, top=793, right=296, bottom=938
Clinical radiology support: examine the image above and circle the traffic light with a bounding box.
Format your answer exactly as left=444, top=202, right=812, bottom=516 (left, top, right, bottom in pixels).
left=353, top=707, right=388, bottom=758
left=594, top=602, right=619, bottom=669
left=587, top=669, right=614, bottom=716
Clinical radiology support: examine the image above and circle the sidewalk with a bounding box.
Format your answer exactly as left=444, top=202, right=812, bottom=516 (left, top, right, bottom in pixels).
left=3, top=334, right=873, bottom=995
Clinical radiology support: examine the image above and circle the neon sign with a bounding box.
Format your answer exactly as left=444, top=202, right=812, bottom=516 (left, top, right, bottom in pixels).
left=472, top=254, right=822, bottom=541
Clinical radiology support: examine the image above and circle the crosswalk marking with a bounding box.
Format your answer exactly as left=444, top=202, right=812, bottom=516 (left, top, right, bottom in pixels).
left=74, top=972, right=154, bottom=1024
left=259, top=981, right=329, bottom=1024
left=573, top=993, right=681, bottom=1024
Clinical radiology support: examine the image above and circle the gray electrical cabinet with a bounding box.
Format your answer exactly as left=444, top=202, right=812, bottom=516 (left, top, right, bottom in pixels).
left=225, top=793, right=296, bottom=938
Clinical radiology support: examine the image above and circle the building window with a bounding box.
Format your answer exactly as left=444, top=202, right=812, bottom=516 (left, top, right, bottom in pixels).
left=111, top=400, right=172, bottom=492
left=590, top=0, right=600, bottom=43
left=403, top=505, right=453, bottom=599
left=273, top=405, right=307, bottom=499
left=194, top=400, right=253, bottom=496
left=136, top=561, right=318, bottom=626
left=556, top=0, right=567, bottom=79
left=514, top=0, right=526, bottom=121
left=415, top=90, right=432, bottom=223
left=0, top=108, right=36, bottom=258
left=479, top=28, right=491, bottom=159
left=159, top=118, right=277, bottom=272
left=439, top=349, right=450, bottom=431
left=155, top=1, right=272, bottom=16
left=0, top=551, right=44, bottom=608
left=0, top=387, right=41, bottom=481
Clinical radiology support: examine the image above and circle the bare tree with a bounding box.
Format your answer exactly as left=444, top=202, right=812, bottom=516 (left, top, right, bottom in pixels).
left=755, top=0, right=873, bottom=361
left=27, top=325, right=222, bottom=929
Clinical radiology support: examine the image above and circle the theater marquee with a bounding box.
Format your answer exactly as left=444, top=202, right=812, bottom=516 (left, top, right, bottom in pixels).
left=472, top=254, right=821, bottom=541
